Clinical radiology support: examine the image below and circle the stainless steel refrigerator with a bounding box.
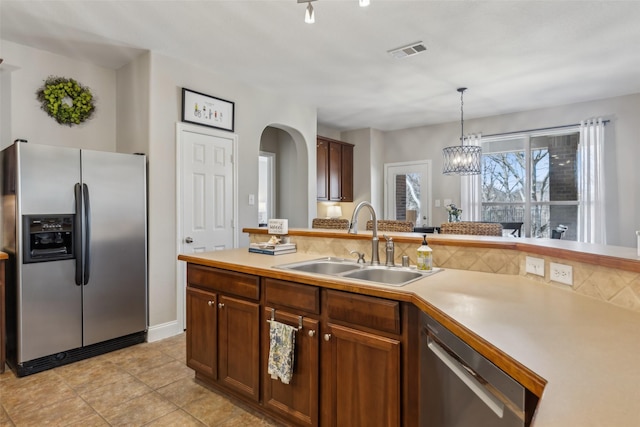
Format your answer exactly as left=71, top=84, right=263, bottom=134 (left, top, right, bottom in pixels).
left=1, top=141, right=147, bottom=376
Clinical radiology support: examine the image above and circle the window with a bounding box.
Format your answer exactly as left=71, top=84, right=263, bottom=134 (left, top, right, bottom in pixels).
left=480, top=132, right=579, bottom=239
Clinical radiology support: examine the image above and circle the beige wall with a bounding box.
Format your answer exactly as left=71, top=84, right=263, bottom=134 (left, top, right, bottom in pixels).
left=0, top=41, right=117, bottom=152
left=142, top=52, right=317, bottom=333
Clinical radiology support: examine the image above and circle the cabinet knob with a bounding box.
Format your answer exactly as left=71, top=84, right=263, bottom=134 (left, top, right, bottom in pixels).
left=324, top=333, right=331, bottom=341
left=207, top=300, right=214, bottom=306
left=218, top=303, right=225, bottom=308
left=308, top=330, right=316, bottom=337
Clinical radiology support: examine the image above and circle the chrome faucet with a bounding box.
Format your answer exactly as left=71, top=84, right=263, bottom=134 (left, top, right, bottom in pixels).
left=348, top=201, right=380, bottom=265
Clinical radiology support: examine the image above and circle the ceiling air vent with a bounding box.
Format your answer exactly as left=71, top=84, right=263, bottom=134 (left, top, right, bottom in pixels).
left=387, top=42, right=427, bottom=59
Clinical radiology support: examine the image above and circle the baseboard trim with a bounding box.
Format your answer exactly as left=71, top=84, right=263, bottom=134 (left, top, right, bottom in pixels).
left=147, top=320, right=183, bottom=343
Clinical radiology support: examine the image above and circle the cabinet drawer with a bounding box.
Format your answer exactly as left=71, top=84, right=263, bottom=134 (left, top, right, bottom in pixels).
left=187, top=264, right=259, bottom=300
left=264, top=278, right=320, bottom=315
left=325, top=290, right=400, bottom=335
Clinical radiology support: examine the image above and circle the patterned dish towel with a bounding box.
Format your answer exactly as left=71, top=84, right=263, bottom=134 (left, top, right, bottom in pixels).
left=267, top=320, right=297, bottom=384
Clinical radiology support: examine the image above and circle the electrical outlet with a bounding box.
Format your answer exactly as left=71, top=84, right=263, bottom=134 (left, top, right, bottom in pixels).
left=550, top=262, right=573, bottom=286
left=525, top=256, right=544, bottom=276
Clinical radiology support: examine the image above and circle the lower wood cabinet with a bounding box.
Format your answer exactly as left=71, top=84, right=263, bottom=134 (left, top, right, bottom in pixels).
left=321, top=323, right=401, bottom=427
left=186, top=286, right=217, bottom=379
left=262, top=308, right=320, bottom=427
left=186, top=265, right=260, bottom=401
left=218, top=294, right=260, bottom=401
left=185, top=264, right=411, bottom=426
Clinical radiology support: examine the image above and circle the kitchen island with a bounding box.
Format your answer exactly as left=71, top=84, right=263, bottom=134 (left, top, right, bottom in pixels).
left=179, top=242, right=640, bottom=427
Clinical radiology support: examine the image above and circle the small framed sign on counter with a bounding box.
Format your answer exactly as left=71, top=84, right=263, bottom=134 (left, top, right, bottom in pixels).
left=181, top=88, right=235, bottom=132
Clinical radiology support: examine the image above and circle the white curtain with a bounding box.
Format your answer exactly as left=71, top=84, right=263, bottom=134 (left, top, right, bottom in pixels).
left=460, top=133, right=482, bottom=221
left=578, top=118, right=606, bottom=244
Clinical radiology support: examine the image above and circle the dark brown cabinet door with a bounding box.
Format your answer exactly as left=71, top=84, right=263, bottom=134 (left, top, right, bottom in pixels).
left=317, top=137, right=354, bottom=202
left=263, top=308, right=320, bottom=427
left=218, top=294, right=260, bottom=401
left=340, top=144, right=353, bottom=202
left=317, top=139, right=329, bottom=201
left=186, top=287, right=217, bottom=379
left=328, top=142, right=343, bottom=202
left=322, top=323, right=401, bottom=427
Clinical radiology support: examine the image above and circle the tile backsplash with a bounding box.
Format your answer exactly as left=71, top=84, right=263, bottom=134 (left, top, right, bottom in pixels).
left=248, top=233, right=640, bottom=313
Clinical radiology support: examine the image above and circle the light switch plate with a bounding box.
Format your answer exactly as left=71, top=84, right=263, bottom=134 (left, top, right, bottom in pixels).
left=525, top=256, right=544, bottom=276
left=435, top=199, right=441, bottom=207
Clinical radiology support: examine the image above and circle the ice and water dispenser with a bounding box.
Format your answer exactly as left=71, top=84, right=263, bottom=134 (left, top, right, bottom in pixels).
left=23, top=215, right=75, bottom=263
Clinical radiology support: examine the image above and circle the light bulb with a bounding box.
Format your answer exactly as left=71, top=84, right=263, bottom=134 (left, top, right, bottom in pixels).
left=305, top=2, right=315, bottom=23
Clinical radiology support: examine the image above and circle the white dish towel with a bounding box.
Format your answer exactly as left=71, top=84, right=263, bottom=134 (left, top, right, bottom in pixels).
left=267, top=320, right=297, bottom=384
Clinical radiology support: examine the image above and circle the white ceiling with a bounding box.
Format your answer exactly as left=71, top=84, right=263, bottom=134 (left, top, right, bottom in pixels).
left=2, top=0, right=640, bottom=131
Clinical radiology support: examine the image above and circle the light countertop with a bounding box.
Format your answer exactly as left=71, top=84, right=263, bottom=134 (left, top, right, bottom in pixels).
left=178, top=249, right=640, bottom=427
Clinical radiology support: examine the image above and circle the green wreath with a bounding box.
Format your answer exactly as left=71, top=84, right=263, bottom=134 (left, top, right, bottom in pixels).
left=36, top=76, right=95, bottom=126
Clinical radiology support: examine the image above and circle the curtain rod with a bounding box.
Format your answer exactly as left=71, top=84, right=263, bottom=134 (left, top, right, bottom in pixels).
left=481, top=119, right=610, bottom=139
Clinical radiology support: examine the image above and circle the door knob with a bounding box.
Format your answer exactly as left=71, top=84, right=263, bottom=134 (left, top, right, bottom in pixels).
left=185, top=237, right=194, bottom=244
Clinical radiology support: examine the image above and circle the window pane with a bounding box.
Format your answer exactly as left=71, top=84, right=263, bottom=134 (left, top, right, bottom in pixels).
left=530, top=204, right=549, bottom=238
left=530, top=148, right=549, bottom=202
left=481, top=152, right=526, bottom=203
left=544, top=134, right=579, bottom=202
left=394, top=173, right=421, bottom=224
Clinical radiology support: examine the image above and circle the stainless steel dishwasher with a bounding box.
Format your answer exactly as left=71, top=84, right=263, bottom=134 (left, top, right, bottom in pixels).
left=420, top=313, right=537, bottom=427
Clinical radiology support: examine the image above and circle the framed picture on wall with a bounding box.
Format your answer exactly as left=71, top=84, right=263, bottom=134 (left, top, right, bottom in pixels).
left=181, top=88, right=235, bottom=132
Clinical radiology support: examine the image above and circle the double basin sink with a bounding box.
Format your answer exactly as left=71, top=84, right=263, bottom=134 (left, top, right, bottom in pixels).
left=275, top=257, right=441, bottom=287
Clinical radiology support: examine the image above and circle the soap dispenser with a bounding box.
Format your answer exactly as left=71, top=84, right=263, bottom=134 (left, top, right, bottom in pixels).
left=417, top=234, right=433, bottom=271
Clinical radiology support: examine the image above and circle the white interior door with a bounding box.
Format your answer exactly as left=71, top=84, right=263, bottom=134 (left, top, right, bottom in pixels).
left=177, top=123, right=237, bottom=330
left=384, top=160, right=432, bottom=226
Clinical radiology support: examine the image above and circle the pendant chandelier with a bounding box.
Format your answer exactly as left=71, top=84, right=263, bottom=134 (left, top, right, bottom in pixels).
left=442, top=88, right=482, bottom=175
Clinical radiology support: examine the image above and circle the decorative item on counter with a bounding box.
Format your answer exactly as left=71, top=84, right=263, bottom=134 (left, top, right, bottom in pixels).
left=268, top=235, right=281, bottom=245
left=268, top=219, right=288, bottom=235
left=36, top=76, right=96, bottom=126
left=249, top=241, right=296, bottom=255
left=416, top=234, right=433, bottom=271
left=445, top=203, right=462, bottom=222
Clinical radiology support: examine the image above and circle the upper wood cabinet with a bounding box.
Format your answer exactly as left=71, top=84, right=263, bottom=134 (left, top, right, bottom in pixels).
left=317, top=137, right=354, bottom=202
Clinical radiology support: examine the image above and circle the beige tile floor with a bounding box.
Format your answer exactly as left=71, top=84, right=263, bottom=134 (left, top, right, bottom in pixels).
left=0, top=333, right=283, bottom=426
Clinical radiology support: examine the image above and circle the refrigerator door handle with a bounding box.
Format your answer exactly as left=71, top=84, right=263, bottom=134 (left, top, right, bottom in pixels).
left=83, top=183, right=91, bottom=285
left=74, top=183, right=84, bottom=286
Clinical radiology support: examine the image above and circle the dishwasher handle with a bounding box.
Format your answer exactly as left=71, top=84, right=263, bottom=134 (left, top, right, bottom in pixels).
left=428, top=337, right=505, bottom=418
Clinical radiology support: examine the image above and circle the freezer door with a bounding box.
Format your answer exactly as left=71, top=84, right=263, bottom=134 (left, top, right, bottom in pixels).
left=17, top=143, right=82, bottom=362
left=80, top=150, right=147, bottom=346
left=19, top=143, right=80, bottom=215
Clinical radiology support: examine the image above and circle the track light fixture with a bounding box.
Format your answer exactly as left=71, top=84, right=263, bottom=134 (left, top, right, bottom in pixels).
left=305, top=1, right=315, bottom=23
left=297, top=0, right=370, bottom=23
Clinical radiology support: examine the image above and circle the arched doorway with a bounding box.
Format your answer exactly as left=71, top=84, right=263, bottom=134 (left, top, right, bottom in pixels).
left=259, top=125, right=309, bottom=227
